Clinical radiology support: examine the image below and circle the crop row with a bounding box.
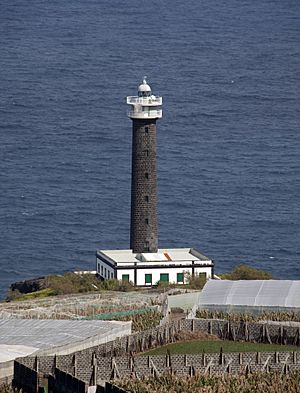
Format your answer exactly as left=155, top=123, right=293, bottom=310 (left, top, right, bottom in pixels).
left=117, top=371, right=300, bottom=393
left=196, top=309, right=300, bottom=322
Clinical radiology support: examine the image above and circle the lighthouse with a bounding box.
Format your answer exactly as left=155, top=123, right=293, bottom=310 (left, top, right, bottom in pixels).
left=126, top=78, right=162, bottom=254
left=96, top=79, right=214, bottom=286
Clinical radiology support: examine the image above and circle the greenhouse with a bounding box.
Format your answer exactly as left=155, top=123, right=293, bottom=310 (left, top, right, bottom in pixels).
left=198, top=280, right=300, bottom=314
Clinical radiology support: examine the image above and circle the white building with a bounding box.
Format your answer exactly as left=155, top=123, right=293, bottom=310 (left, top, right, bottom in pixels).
left=96, top=248, right=214, bottom=286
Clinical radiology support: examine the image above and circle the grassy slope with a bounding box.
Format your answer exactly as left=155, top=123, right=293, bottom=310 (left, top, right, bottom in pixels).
left=143, top=340, right=300, bottom=355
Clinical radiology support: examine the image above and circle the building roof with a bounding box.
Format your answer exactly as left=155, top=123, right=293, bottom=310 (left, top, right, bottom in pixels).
left=97, top=248, right=212, bottom=264
left=0, top=319, right=131, bottom=363
left=198, top=280, right=300, bottom=309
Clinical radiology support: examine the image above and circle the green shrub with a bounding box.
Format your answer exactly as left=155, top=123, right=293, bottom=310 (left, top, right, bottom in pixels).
left=185, top=272, right=207, bottom=289
left=101, top=279, right=135, bottom=292
left=220, top=264, right=273, bottom=280
left=5, top=273, right=138, bottom=301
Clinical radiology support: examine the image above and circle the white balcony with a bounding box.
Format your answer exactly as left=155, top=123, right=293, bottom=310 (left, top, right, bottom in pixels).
left=126, top=96, right=162, bottom=106
left=128, top=109, right=162, bottom=119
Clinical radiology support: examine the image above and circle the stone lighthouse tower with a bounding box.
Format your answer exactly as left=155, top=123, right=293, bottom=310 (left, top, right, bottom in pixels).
left=127, top=78, right=163, bottom=253
left=96, top=80, right=213, bottom=284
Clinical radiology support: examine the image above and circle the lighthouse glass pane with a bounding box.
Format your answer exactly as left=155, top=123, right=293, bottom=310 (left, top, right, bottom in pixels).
left=160, top=273, right=169, bottom=283
left=122, top=274, right=129, bottom=282
left=145, top=274, right=152, bottom=284
left=177, top=273, right=184, bottom=283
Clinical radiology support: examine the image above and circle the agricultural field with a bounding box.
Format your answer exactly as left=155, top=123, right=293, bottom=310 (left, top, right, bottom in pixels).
left=196, top=309, right=300, bottom=323
left=124, top=310, right=162, bottom=331
left=116, top=371, right=300, bottom=393
left=0, top=290, right=165, bottom=331
left=143, top=339, right=300, bottom=356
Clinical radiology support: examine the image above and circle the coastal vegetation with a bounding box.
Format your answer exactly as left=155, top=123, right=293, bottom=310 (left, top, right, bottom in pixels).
left=5, top=264, right=273, bottom=303
left=5, top=271, right=207, bottom=302
left=6, top=273, right=135, bottom=301
left=116, top=372, right=300, bottom=393
left=220, top=264, right=273, bottom=280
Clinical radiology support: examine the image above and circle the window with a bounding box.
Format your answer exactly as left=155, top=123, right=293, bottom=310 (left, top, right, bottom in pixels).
left=122, top=274, right=129, bottom=282
left=145, top=218, right=149, bottom=225
left=145, top=173, right=149, bottom=179
left=145, top=149, right=149, bottom=157
left=145, top=274, right=152, bottom=285
left=160, top=273, right=169, bottom=283
left=101, top=265, right=103, bottom=276
left=144, top=241, right=150, bottom=251
left=104, top=268, right=107, bottom=278
left=145, top=195, right=149, bottom=202
left=177, top=272, right=184, bottom=283
left=145, top=127, right=149, bottom=134
left=111, top=271, right=114, bottom=279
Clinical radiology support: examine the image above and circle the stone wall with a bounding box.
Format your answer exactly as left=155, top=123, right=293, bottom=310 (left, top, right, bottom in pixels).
left=12, top=362, right=125, bottom=393
left=130, top=119, right=158, bottom=253
left=97, top=350, right=300, bottom=381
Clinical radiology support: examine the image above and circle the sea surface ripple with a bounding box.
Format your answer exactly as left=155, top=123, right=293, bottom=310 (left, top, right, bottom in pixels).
left=0, top=0, right=299, bottom=298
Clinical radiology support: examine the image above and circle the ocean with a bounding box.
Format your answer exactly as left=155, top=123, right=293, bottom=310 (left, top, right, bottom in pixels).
left=1, top=0, right=299, bottom=299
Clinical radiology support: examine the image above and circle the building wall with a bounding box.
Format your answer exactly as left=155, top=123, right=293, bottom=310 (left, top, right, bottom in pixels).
left=194, top=267, right=212, bottom=278
left=96, top=259, right=115, bottom=280
left=116, top=266, right=212, bottom=286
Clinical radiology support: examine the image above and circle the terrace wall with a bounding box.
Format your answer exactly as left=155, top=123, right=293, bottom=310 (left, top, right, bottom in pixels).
left=97, top=350, right=300, bottom=381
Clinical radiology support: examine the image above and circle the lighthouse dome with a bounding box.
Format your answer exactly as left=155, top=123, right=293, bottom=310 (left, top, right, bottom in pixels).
left=138, top=77, right=151, bottom=96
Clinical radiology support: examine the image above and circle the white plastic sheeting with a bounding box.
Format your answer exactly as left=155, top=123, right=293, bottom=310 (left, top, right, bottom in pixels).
left=168, top=292, right=200, bottom=312
left=0, top=319, right=131, bottom=362
left=0, top=344, right=39, bottom=362
left=198, top=280, right=300, bottom=311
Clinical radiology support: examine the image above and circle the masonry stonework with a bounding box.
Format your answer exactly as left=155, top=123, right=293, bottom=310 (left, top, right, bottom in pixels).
left=130, top=119, right=158, bottom=253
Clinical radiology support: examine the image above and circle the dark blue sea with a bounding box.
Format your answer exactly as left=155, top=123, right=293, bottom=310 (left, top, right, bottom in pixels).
left=1, top=0, right=299, bottom=299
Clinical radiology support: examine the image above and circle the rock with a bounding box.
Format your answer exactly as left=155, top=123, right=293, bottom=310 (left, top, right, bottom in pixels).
left=10, top=277, right=46, bottom=294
